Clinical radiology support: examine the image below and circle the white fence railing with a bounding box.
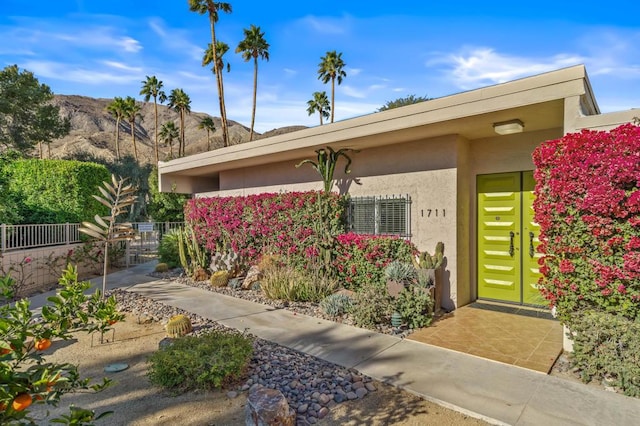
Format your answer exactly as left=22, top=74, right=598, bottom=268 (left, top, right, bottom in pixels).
left=1, top=222, right=183, bottom=254
left=1, top=223, right=81, bottom=253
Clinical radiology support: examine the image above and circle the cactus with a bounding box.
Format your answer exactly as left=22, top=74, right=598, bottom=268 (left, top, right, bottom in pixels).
left=210, top=270, right=230, bottom=288
left=177, top=226, right=209, bottom=278
left=165, top=314, right=193, bottom=338
left=320, top=293, right=353, bottom=317
left=155, top=262, right=169, bottom=273
left=415, top=242, right=445, bottom=270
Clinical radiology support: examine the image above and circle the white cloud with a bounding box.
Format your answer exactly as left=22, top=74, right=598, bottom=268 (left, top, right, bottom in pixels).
left=119, top=36, right=142, bottom=53
left=146, top=18, right=204, bottom=61
left=296, top=14, right=352, bottom=35
left=21, top=60, right=141, bottom=85
left=283, top=68, right=297, bottom=77
left=431, top=47, right=584, bottom=89
left=101, top=60, right=142, bottom=72
left=341, top=85, right=366, bottom=99
left=348, top=68, right=362, bottom=76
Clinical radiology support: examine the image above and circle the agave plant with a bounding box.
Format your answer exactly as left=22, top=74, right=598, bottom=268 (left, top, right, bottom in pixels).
left=295, top=146, right=357, bottom=193
left=79, top=175, right=137, bottom=297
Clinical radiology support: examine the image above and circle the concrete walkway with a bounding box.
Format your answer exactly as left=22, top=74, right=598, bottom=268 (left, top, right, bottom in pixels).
left=30, top=262, right=640, bottom=425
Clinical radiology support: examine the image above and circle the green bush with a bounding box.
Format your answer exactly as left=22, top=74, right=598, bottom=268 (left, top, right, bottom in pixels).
left=350, top=282, right=393, bottom=329
left=261, top=264, right=338, bottom=303
left=569, top=311, right=640, bottom=397
left=147, top=330, right=253, bottom=393
left=4, top=159, right=110, bottom=224
left=158, top=229, right=181, bottom=268
left=320, top=293, right=353, bottom=317
left=395, top=287, right=433, bottom=329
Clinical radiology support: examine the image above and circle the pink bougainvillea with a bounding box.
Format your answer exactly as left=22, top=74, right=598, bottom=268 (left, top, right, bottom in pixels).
left=532, top=123, right=640, bottom=322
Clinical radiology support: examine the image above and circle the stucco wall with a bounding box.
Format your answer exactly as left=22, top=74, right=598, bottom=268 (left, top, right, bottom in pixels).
left=1, top=244, right=103, bottom=298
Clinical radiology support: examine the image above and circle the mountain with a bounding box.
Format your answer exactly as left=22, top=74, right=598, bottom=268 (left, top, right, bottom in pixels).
left=45, top=95, right=306, bottom=163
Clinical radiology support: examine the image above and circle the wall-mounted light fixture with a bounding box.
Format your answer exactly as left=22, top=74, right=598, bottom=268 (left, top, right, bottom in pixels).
left=493, top=119, right=524, bottom=135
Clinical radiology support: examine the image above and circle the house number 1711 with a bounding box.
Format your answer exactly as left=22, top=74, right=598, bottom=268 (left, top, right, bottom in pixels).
left=426, top=209, right=445, bottom=217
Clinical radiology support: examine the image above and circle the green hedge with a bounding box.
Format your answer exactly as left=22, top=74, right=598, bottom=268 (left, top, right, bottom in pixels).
left=4, top=159, right=110, bottom=224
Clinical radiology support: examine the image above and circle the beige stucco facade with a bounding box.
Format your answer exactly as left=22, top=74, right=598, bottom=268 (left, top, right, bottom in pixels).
left=159, top=65, right=638, bottom=310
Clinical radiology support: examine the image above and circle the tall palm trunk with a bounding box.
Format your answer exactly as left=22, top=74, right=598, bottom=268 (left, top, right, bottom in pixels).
left=206, top=129, right=211, bottom=150
left=209, top=16, right=229, bottom=147
left=180, top=109, right=185, bottom=157
left=330, top=77, right=335, bottom=123
left=115, top=118, right=121, bottom=159
left=153, top=99, right=159, bottom=163
left=130, top=120, right=138, bottom=161
left=250, top=57, right=258, bottom=141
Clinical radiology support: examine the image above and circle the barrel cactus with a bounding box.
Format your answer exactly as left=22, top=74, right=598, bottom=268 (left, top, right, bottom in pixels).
left=165, top=314, right=193, bottom=338
left=210, top=270, right=230, bottom=288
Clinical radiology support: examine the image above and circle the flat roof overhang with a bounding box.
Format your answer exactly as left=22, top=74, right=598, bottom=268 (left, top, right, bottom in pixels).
left=159, top=65, right=594, bottom=191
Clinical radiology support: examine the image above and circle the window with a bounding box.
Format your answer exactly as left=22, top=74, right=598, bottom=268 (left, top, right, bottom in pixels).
left=347, top=195, right=411, bottom=238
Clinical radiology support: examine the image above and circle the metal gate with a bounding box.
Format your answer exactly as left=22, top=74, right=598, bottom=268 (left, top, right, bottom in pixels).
left=126, top=222, right=182, bottom=266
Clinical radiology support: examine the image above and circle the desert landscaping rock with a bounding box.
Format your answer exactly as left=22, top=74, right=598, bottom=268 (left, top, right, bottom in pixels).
left=110, top=289, right=383, bottom=425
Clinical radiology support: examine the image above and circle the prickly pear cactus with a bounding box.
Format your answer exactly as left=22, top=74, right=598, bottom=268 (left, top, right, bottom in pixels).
left=210, top=270, right=230, bottom=288
left=165, top=314, right=193, bottom=338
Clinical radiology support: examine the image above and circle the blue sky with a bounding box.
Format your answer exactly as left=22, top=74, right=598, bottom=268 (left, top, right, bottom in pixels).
left=1, top=1, right=638, bottom=133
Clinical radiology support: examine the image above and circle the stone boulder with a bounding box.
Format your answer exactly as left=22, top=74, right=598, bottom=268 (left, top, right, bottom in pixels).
left=245, top=385, right=295, bottom=426
left=242, top=265, right=262, bottom=290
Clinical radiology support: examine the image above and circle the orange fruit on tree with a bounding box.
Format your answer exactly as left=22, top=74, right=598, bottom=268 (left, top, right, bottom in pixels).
left=0, top=402, right=6, bottom=411
left=12, top=393, right=32, bottom=411
left=108, top=319, right=117, bottom=325
left=34, top=338, right=52, bottom=351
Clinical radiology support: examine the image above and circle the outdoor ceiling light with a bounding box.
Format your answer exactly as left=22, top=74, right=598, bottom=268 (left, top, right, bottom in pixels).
left=493, top=119, right=524, bottom=135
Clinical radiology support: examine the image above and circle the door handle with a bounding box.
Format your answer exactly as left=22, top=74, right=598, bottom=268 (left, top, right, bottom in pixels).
left=509, top=231, right=515, bottom=257
left=529, top=231, right=535, bottom=257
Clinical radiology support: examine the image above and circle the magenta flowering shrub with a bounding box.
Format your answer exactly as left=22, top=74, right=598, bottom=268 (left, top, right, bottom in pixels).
left=333, top=233, right=416, bottom=290
left=532, top=124, right=640, bottom=322
left=185, top=191, right=346, bottom=262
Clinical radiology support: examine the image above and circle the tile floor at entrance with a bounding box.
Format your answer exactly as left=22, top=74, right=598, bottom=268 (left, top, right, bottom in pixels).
left=407, top=301, right=563, bottom=373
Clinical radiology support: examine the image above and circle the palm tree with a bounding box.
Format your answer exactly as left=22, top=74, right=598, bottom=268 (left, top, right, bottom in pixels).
left=317, top=51, right=346, bottom=123
left=198, top=117, right=216, bottom=150
left=122, top=96, right=142, bottom=162
left=236, top=24, right=269, bottom=141
left=159, top=121, right=179, bottom=159
left=203, top=41, right=231, bottom=146
left=306, top=91, right=330, bottom=125
left=167, top=88, right=191, bottom=157
left=106, top=97, right=126, bottom=159
left=189, top=0, right=232, bottom=148
left=140, top=75, right=167, bottom=164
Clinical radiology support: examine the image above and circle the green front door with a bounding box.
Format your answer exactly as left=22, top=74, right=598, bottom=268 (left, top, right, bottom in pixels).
left=477, top=172, right=543, bottom=305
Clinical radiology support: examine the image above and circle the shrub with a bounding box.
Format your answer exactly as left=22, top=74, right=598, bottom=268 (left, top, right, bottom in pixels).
left=394, top=288, right=433, bottom=329
left=158, top=229, right=181, bottom=268
left=261, top=264, right=338, bottom=303
left=569, top=311, right=640, bottom=397
left=0, top=264, right=119, bottom=424
left=532, top=124, right=640, bottom=322
left=333, top=233, right=417, bottom=290
left=147, top=331, right=253, bottom=393
left=4, top=159, right=110, bottom=224
left=320, top=293, right=353, bottom=317
left=185, top=191, right=346, bottom=262
left=350, top=282, right=393, bottom=329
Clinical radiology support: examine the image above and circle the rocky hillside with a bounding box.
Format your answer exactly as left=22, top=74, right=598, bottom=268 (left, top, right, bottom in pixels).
left=44, top=95, right=306, bottom=164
